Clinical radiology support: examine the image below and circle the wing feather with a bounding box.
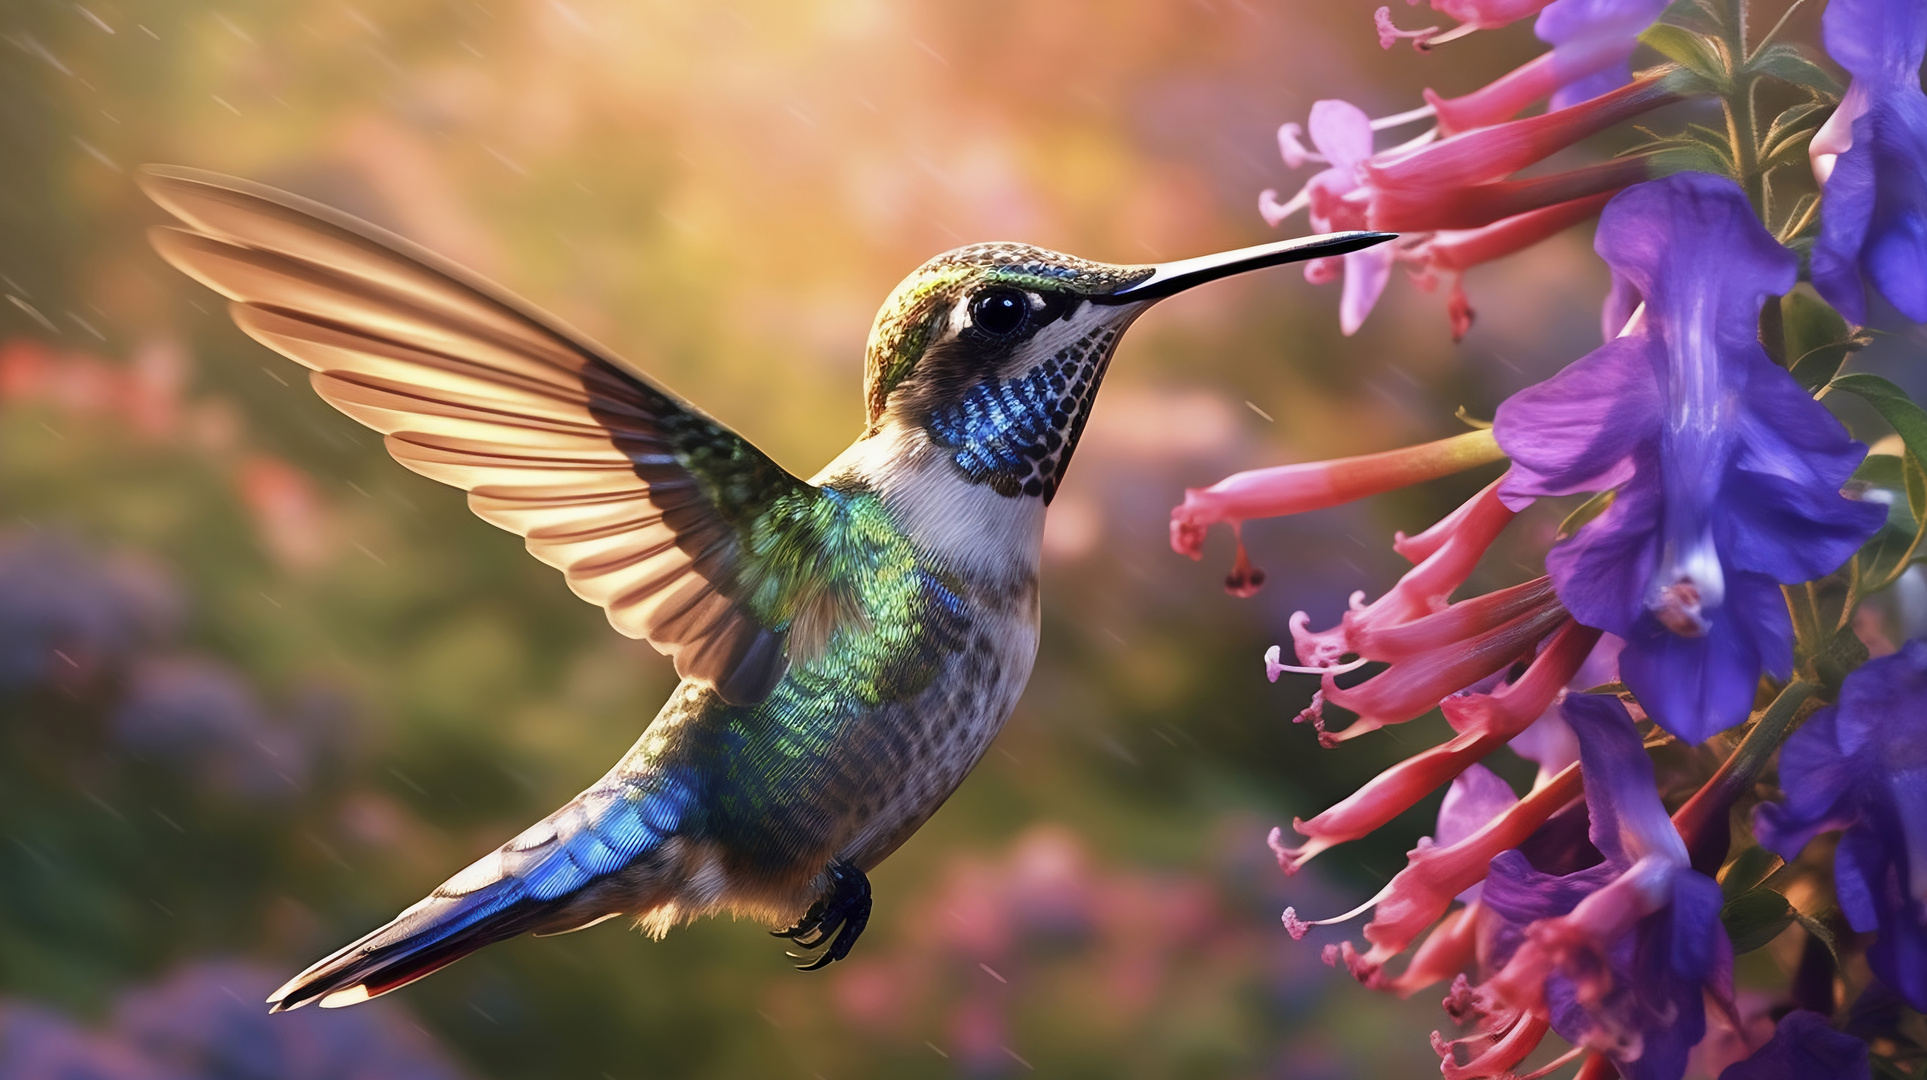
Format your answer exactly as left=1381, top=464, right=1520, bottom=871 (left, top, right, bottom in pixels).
left=140, top=165, right=807, bottom=704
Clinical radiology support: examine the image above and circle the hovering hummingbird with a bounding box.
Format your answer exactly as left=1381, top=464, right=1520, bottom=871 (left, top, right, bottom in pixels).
left=138, top=165, right=1391, bottom=1010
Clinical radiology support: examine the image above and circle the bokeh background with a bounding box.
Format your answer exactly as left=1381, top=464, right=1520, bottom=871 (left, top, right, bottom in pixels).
left=0, top=1, right=1624, bottom=1076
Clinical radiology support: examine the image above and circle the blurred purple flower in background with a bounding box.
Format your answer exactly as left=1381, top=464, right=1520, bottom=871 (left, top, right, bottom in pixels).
left=1809, top=0, right=1927, bottom=324
left=0, top=961, right=468, bottom=1080
left=1755, top=640, right=1927, bottom=1012
left=0, top=528, right=348, bottom=803
left=1717, top=1010, right=1870, bottom=1080
left=1495, top=174, right=1883, bottom=742
left=114, top=658, right=315, bottom=803
left=0, top=534, right=180, bottom=692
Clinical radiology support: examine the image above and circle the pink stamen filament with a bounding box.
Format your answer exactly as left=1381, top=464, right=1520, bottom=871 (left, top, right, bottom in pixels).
left=1371, top=102, right=1441, bottom=131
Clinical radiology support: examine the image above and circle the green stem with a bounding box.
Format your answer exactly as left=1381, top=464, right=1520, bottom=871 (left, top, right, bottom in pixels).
left=1783, top=582, right=1820, bottom=650
left=1720, top=0, right=1766, bottom=209
left=1874, top=522, right=1927, bottom=593
left=1673, top=679, right=1816, bottom=869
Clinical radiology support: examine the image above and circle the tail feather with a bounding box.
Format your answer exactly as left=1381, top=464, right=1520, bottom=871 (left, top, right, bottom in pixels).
left=267, top=872, right=566, bottom=1011
left=270, top=775, right=693, bottom=1011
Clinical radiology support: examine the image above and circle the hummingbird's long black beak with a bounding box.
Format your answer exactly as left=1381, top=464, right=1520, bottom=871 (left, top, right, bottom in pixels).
left=1094, top=230, right=1397, bottom=304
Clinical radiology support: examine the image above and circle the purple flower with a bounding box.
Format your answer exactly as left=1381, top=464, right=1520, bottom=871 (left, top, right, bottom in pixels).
left=1717, top=1010, right=1870, bottom=1080
left=1810, top=0, right=1927, bottom=324
left=115, top=961, right=468, bottom=1080
left=1535, top=0, right=1671, bottom=108
left=0, top=960, right=470, bottom=1080
left=0, top=533, right=180, bottom=692
left=1495, top=174, right=1884, bottom=742
left=1436, top=763, right=1520, bottom=904
left=113, top=657, right=311, bottom=802
left=1754, top=639, right=1927, bottom=1012
left=1445, top=694, right=1727, bottom=1080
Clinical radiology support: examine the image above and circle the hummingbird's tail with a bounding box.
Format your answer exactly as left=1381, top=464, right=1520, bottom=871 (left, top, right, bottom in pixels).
left=268, top=773, right=696, bottom=1011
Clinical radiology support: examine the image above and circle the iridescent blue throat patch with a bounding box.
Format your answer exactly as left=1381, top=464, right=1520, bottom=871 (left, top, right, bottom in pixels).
left=924, top=327, right=1118, bottom=502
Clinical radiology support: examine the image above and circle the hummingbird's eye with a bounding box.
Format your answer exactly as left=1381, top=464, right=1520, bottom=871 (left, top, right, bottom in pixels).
left=969, top=288, right=1030, bottom=337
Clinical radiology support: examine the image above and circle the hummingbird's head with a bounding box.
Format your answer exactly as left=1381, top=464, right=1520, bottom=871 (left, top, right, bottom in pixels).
left=859, top=232, right=1393, bottom=502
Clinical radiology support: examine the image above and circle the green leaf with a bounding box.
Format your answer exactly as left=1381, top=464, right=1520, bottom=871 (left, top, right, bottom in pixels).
left=1718, top=845, right=1783, bottom=900
left=1777, top=192, right=1821, bottom=244
left=1830, top=373, right=1927, bottom=467
left=1747, top=43, right=1843, bottom=95
left=1782, top=289, right=1865, bottom=391
left=1722, top=887, right=1797, bottom=953
left=1795, top=907, right=1844, bottom=966
left=1857, top=524, right=1919, bottom=588
left=1632, top=126, right=1737, bottom=178
left=1641, top=23, right=1731, bottom=86
left=1856, top=453, right=1904, bottom=489
left=1761, top=101, right=1829, bottom=168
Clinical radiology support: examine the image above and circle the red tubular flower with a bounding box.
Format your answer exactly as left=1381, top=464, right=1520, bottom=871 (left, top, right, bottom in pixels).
left=1324, top=762, right=1584, bottom=983
left=1366, top=156, right=1653, bottom=232
left=1382, top=899, right=1483, bottom=997
left=1288, top=476, right=1515, bottom=667
left=1425, top=52, right=1563, bottom=134
left=1276, top=621, right=1599, bottom=869
left=1368, top=73, right=1675, bottom=193
left=1436, top=997, right=1556, bottom=1080
left=1402, top=190, right=1619, bottom=341
left=1170, top=428, right=1503, bottom=592
left=1314, top=578, right=1568, bottom=743
left=1375, top=0, right=1558, bottom=50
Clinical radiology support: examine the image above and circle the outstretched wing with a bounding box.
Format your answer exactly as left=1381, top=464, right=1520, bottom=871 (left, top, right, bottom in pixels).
left=140, top=165, right=806, bottom=704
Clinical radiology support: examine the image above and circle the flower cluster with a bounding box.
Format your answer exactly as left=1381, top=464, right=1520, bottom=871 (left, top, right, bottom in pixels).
left=1183, top=2, right=1927, bottom=1077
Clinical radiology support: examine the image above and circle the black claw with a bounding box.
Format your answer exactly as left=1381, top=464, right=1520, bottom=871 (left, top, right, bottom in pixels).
left=779, top=859, right=871, bottom=972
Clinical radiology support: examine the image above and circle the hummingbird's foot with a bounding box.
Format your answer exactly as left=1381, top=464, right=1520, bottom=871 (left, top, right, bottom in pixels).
left=771, top=859, right=871, bottom=971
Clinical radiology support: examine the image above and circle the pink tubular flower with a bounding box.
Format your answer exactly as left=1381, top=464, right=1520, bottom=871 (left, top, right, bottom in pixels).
left=1312, top=578, right=1569, bottom=743
left=1375, top=0, right=1558, bottom=50
left=1258, top=99, right=1426, bottom=335
left=1287, top=476, right=1513, bottom=669
left=1273, top=620, right=1598, bottom=868
left=1368, top=72, right=1675, bottom=196
left=1368, top=158, right=1652, bottom=233
left=1402, top=190, right=1619, bottom=340
left=1170, top=428, right=1504, bottom=591
left=1292, top=761, right=1584, bottom=985
left=1425, top=52, right=1567, bottom=134
left=1442, top=696, right=1729, bottom=1080
left=1349, top=72, right=1674, bottom=234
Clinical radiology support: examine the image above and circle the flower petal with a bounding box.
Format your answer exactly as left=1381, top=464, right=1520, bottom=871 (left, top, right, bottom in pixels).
left=1495, top=335, right=1658, bottom=504
left=1617, top=570, right=1791, bottom=742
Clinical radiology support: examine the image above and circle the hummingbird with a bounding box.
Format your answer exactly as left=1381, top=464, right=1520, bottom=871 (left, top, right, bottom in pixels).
left=137, top=165, right=1391, bottom=1011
